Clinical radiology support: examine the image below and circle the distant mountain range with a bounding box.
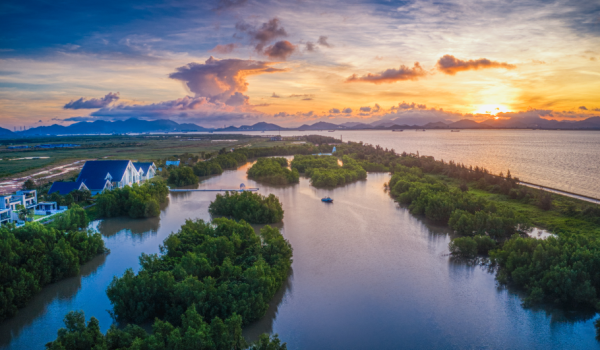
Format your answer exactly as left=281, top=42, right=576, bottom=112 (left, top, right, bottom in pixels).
left=2, top=116, right=600, bottom=138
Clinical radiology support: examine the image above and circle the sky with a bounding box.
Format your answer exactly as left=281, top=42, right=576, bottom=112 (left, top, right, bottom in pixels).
left=1, top=0, right=599, bottom=129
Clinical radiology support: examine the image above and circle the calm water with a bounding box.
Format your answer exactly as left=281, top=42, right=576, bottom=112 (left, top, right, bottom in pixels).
left=226, top=130, right=600, bottom=199
left=1, top=161, right=599, bottom=349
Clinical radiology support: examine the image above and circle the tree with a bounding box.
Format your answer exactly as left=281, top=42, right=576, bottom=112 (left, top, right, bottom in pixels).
left=23, top=179, right=36, bottom=190
left=537, top=191, right=553, bottom=211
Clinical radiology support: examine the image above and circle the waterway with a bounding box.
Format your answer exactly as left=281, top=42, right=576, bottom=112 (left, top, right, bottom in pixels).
left=1, top=161, right=598, bottom=349
left=224, top=129, right=600, bottom=200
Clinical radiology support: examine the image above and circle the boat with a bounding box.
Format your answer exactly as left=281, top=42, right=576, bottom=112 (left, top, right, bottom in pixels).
left=392, top=129, right=403, bottom=132
left=321, top=197, right=334, bottom=203
left=451, top=129, right=460, bottom=132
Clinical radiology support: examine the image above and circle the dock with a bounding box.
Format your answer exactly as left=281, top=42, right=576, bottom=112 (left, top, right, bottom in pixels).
left=169, top=188, right=259, bottom=192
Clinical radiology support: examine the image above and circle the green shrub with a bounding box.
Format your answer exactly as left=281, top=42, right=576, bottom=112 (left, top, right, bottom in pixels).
left=247, top=158, right=299, bottom=185
left=449, top=237, right=478, bottom=258
left=96, top=179, right=169, bottom=219
left=0, top=219, right=105, bottom=321
left=167, top=166, right=198, bottom=187
left=209, top=191, right=284, bottom=224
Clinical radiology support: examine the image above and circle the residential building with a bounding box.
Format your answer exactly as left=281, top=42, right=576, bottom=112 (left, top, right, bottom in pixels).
left=165, top=160, right=180, bottom=167
left=0, top=190, right=58, bottom=225
left=48, top=181, right=90, bottom=196
left=49, top=160, right=157, bottom=197
left=133, top=162, right=157, bottom=181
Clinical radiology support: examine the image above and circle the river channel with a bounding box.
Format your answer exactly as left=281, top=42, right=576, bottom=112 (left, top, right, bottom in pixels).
left=1, top=161, right=598, bottom=349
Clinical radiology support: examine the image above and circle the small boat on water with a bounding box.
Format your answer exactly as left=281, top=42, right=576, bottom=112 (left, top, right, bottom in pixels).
left=392, top=129, right=404, bottom=132
left=451, top=129, right=460, bottom=132
left=321, top=197, right=334, bottom=203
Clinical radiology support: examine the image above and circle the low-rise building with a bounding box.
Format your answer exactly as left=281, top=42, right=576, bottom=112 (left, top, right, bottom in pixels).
left=49, top=160, right=157, bottom=197
left=0, top=190, right=52, bottom=225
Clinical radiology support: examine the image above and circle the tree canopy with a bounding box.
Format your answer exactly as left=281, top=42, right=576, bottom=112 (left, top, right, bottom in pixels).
left=247, top=158, right=299, bottom=185
left=209, top=191, right=284, bottom=224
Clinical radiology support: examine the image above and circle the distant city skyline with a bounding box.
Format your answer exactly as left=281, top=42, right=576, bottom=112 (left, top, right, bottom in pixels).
left=1, top=0, right=599, bottom=128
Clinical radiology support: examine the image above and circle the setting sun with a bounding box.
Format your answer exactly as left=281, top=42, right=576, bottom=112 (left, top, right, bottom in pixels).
left=472, top=104, right=512, bottom=115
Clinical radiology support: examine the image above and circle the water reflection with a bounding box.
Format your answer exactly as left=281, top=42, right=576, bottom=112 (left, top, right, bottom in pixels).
left=2, top=163, right=599, bottom=350
left=243, top=268, right=294, bottom=342
left=0, top=253, right=108, bottom=349
left=97, top=216, right=160, bottom=237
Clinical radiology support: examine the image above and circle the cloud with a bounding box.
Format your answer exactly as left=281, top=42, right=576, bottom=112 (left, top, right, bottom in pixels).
left=63, top=92, right=120, bottom=109
left=394, top=101, right=427, bottom=110
left=274, top=112, right=291, bottom=118
left=214, top=0, right=247, bottom=11
left=169, top=56, right=286, bottom=105
left=289, top=94, right=314, bottom=98
left=360, top=106, right=371, bottom=112
left=437, top=55, right=516, bottom=75
left=305, top=42, right=316, bottom=52
left=342, top=107, right=352, bottom=113
left=210, top=43, right=238, bottom=54
left=225, top=92, right=249, bottom=106
left=89, top=95, right=263, bottom=126
left=317, top=36, right=331, bottom=48
left=329, top=108, right=341, bottom=114
left=593, top=108, right=600, bottom=112
left=264, top=40, right=296, bottom=60
left=236, top=18, right=287, bottom=53
left=271, top=92, right=280, bottom=98
left=346, top=62, right=426, bottom=84
left=579, top=106, right=588, bottom=110
left=63, top=116, right=97, bottom=122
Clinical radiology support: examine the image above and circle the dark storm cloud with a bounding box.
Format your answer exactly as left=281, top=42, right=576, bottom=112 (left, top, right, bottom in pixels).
left=235, top=18, right=288, bottom=53
left=264, top=40, right=296, bottom=60
left=436, top=55, right=516, bottom=75
left=317, top=36, right=331, bottom=47
left=346, top=62, right=427, bottom=83
left=63, top=92, right=119, bottom=109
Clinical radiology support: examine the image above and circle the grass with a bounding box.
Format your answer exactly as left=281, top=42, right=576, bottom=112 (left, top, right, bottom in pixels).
left=0, top=134, right=292, bottom=178
left=432, top=174, right=600, bottom=236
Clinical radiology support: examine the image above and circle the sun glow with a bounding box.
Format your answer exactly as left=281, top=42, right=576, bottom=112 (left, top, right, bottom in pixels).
left=472, top=104, right=512, bottom=115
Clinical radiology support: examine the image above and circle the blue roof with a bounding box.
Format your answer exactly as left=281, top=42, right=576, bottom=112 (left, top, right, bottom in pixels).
left=48, top=181, right=82, bottom=195
left=165, top=160, right=180, bottom=166
left=132, top=162, right=155, bottom=174
left=77, top=160, right=130, bottom=189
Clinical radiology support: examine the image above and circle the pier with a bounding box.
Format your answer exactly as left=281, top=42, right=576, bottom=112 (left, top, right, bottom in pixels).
left=169, top=188, right=259, bottom=192
left=169, top=183, right=259, bottom=193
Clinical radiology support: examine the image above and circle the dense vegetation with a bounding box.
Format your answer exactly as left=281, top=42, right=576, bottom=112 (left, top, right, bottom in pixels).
left=247, top=158, right=299, bottom=185
left=47, top=217, right=290, bottom=350
left=167, top=166, right=199, bottom=187
left=209, top=191, right=284, bottom=224
left=337, top=141, right=600, bottom=327
left=0, top=207, right=105, bottom=322
left=291, top=155, right=367, bottom=187
left=490, top=233, right=600, bottom=309
left=388, top=164, right=529, bottom=255
left=96, top=179, right=169, bottom=219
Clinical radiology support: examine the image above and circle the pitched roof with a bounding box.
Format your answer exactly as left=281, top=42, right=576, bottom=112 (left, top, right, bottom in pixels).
left=132, top=162, right=155, bottom=174
left=80, top=178, right=110, bottom=191
left=77, top=160, right=131, bottom=188
left=48, top=181, right=83, bottom=195
left=165, top=160, right=180, bottom=166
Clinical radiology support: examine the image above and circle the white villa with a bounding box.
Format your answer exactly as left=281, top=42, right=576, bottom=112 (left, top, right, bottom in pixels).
left=49, top=160, right=157, bottom=196
left=0, top=190, right=63, bottom=226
